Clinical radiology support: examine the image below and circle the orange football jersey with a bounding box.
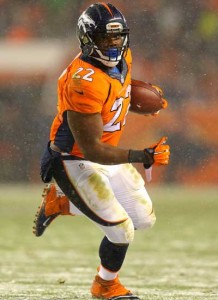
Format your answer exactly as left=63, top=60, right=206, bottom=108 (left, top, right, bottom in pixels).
left=50, top=49, right=132, bottom=158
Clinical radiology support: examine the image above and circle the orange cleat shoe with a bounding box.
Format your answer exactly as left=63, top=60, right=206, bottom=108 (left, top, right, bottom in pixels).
left=91, top=274, right=140, bottom=300
left=33, top=183, right=72, bottom=237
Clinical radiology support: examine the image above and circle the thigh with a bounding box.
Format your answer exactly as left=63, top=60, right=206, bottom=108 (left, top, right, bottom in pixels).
left=109, top=164, right=156, bottom=229
left=53, top=157, right=129, bottom=225
left=53, top=158, right=135, bottom=243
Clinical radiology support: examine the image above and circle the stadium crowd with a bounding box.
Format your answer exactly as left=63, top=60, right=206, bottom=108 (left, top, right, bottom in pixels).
left=0, top=0, right=217, bottom=184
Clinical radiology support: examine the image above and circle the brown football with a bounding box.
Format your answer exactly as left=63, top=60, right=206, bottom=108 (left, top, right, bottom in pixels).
left=130, top=79, right=163, bottom=114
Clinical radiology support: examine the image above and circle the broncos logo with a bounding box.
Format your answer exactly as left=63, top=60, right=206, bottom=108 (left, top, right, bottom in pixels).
left=78, top=12, right=95, bottom=33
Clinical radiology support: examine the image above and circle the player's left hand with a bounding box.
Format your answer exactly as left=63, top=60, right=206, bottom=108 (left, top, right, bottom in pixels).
left=145, top=136, right=170, bottom=166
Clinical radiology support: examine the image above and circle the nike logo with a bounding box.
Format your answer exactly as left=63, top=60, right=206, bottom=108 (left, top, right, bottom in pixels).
left=43, top=217, right=52, bottom=227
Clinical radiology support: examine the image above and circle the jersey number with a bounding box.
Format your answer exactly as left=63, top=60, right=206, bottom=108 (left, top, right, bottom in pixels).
left=60, top=66, right=130, bottom=133
left=104, top=85, right=130, bottom=132
left=59, top=67, right=95, bottom=82
left=104, top=100, right=130, bottom=133
left=73, top=67, right=94, bottom=82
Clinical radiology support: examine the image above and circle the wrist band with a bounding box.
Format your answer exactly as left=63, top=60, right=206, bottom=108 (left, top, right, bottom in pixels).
left=128, top=149, right=153, bottom=166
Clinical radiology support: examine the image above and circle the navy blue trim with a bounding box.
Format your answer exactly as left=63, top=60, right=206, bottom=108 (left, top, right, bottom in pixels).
left=54, top=111, right=75, bottom=152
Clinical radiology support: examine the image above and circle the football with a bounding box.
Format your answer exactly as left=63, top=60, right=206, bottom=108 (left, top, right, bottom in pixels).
left=130, top=79, right=164, bottom=114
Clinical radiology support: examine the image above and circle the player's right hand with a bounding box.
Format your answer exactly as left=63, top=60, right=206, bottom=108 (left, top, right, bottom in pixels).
left=145, top=137, right=170, bottom=166
left=144, top=98, right=168, bottom=118
left=152, top=84, right=164, bottom=97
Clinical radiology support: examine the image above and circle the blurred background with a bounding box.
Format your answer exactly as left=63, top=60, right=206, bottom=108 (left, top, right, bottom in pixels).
left=0, top=0, right=217, bottom=185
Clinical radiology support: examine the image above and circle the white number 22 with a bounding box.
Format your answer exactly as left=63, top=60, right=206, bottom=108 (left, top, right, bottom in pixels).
left=73, top=67, right=94, bottom=82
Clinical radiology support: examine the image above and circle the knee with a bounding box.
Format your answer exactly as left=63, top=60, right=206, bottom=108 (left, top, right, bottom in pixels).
left=110, top=218, right=135, bottom=244
left=137, top=210, right=156, bottom=230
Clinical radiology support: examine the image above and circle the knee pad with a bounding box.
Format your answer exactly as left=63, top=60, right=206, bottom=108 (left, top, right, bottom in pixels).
left=137, top=210, right=156, bottom=230
left=108, top=218, right=135, bottom=244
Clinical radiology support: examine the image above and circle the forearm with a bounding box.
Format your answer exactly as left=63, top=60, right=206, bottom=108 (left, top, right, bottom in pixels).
left=67, top=110, right=154, bottom=166
left=82, top=141, right=153, bottom=166
left=82, top=142, right=129, bottom=164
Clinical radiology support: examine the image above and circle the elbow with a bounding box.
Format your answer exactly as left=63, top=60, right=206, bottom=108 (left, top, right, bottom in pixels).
left=82, top=149, right=99, bottom=162
left=81, top=143, right=101, bottom=162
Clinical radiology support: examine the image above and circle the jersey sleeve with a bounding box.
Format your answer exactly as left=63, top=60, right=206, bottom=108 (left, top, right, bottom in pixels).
left=65, top=68, right=110, bottom=114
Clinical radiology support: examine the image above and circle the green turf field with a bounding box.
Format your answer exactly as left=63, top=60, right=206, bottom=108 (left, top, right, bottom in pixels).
left=0, top=184, right=217, bottom=300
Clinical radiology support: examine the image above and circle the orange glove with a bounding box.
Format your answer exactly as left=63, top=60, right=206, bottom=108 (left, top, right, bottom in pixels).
left=161, top=98, right=168, bottom=109
left=151, top=98, right=168, bottom=117
left=145, top=137, right=170, bottom=166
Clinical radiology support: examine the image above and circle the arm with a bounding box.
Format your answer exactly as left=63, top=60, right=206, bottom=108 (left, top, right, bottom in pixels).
left=67, top=110, right=170, bottom=166
left=67, top=110, right=129, bottom=164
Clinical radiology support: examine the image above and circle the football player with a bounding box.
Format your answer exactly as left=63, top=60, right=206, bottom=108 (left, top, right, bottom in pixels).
left=33, top=2, right=170, bottom=300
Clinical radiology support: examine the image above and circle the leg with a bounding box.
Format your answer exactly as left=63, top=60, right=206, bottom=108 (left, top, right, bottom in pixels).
left=109, top=163, right=156, bottom=230
left=90, top=164, right=155, bottom=299
left=52, top=157, right=140, bottom=299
